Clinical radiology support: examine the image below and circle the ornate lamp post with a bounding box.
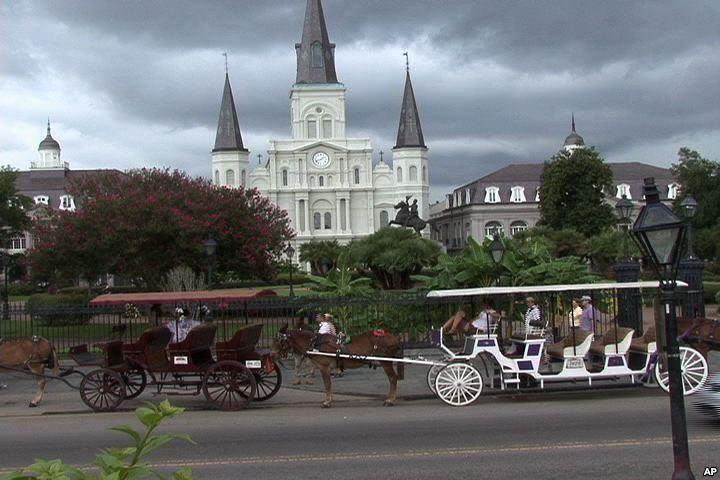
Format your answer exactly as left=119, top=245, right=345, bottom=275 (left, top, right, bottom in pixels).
left=615, top=194, right=633, bottom=259
left=631, top=177, right=694, bottom=480
left=0, top=252, right=10, bottom=321
left=489, top=234, right=505, bottom=285
left=203, top=237, right=218, bottom=289
left=284, top=244, right=296, bottom=297
left=614, top=194, right=642, bottom=332
left=680, top=196, right=698, bottom=260
left=678, top=195, right=703, bottom=319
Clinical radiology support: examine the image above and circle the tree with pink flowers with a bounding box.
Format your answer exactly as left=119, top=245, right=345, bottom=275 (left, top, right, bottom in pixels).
left=30, top=168, right=292, bottom=289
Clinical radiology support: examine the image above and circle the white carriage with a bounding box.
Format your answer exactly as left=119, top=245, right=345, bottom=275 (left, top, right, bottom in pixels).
left=425, top=281, right=709, bottom=406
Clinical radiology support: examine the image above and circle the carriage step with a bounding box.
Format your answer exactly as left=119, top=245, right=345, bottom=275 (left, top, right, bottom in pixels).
left=503, top=379, right=521, bottom=384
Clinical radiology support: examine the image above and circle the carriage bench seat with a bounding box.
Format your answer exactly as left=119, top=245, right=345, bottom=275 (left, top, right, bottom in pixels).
left=589, top=327, right=634, bottom=356
left=122, top=327, right=173, bottom=369
left=168, top=324, right=217, bottom=367
left=216, top=324, right=264, bottom=362
left=547, top=329, right=593, bottom=360
left=629, top=326, right=657, bottom=354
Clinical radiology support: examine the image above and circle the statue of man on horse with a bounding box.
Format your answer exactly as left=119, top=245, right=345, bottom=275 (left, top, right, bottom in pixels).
left=389, top=195, right=427, bottom=235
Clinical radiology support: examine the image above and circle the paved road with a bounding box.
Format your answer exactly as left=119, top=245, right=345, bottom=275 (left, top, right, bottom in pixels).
left=1, top=388, right=718, bottom=480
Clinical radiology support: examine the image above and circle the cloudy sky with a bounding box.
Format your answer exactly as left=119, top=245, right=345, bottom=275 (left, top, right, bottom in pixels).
left=2, top=0, right=719, bottom=200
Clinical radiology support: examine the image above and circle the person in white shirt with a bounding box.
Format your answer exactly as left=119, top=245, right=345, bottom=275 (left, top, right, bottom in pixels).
left=472, top=300, right=500, bottom=334
left=318, top=313, right=337, bottom=336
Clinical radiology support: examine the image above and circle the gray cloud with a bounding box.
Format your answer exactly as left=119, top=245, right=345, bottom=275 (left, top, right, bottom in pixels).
left=1, top=0, right=719, bottom=199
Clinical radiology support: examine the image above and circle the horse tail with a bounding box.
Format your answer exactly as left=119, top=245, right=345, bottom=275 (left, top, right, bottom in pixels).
left=48, top=344, right=60, bottom=376
left=395, top=344, right=405, bottom=381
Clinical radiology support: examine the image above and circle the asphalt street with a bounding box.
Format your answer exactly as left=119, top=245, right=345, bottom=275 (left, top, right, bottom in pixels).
left=1, top=387, right=718, bottom=480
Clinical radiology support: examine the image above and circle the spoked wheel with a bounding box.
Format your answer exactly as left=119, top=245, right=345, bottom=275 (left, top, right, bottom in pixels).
left=254, top=358, right=282, bottom=402
left=426, top=364, right=445, bottom=394
left=80, top=368, right=126, bottom=412
left=654, top=346, right=708, bottom=396
left=434, top=363, right=483, bottom=407
left=121, top=366, right=147, bottom=400
left=203, top=361, right=257, bottom=411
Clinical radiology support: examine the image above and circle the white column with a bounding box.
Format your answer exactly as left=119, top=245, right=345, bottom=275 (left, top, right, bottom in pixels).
left=336, top=200, right=342, bottom=234
left=345, top=197, right=352, bottom=234
left=304, top=200, right=310, bottom=235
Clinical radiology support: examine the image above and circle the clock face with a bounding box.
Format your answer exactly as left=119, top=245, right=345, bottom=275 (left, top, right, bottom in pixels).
left=312, top=151, right=330, bottom=169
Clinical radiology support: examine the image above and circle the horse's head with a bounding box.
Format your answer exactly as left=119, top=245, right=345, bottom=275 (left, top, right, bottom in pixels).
left=272, top=324, right=292, bottom=359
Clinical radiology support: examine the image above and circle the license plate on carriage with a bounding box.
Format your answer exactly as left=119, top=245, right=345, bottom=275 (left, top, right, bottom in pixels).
left=173, top=356, right=188, bottom=365
left=245, top=360, right=262, bottom=369
left=567, top=358, right=584, bottom=369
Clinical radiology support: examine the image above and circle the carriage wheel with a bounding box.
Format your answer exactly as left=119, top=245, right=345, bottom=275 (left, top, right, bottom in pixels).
left=654, top=347, right=708, bottom=396
left=203, top=361, right=256, bottom=411
left=254, top=359, right=282, bottom=402
left=426, top=364, right=445, bottom=394
left=434, top=363, right=483, bottom=407
left=80, top=368, right=126, bottom=412
left=122, top=367, right=147, bottom=400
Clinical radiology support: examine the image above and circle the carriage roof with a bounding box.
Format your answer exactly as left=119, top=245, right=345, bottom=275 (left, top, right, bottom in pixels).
left=89, top=288, right=277, bottom=306
left=426, top=280, right=688, bottom=298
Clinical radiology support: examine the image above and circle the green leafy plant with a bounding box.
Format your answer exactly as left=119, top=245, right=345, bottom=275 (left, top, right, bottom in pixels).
left=3, top=400, right=193, bottom=480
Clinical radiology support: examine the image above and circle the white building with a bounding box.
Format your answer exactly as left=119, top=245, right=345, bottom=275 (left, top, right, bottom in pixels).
left=210, top=0, right=430, bottom=259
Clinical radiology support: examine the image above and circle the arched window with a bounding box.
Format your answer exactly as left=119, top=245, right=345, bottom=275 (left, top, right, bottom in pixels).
left=510, top=186, right=526, bottom=203
left=510, top=220, right=528, bottom=236
left=309, top=176, right=315, bottom=187
left=353, top=168, right=360, bottom=185
left=409, top=166, right=418, bottom=181
left=667, top=183, right=679, bottom=200
left=313, top=212, right=321, bottom=230
left=282, top=169, right=288, bottom=187
left=241, top=170, right=246, bottom=186
left=465, top=188, right=471, bottom=204
left=616, top=184, right=631, bottom=199
left=319, top=176, right=324, bottom=187
left=484, top=221, right=503, bottom=239
left=226, top=169, right=235, bottom=187
left=59, top=195, right=76, bottom=212
left=422, top=165, right=427, bottom=182
left=214, top=170, right=220, bottom=184
left=535, top=186, right=540, bottom=202
left=380, top=210, right=389, bottom=226
left=484, top=187, right=500, bottom=203
left=324, top=212, right=331, bottom=229
left=327, top=175, right=333, bottom=186
left=322, top=117, right=332, bottom=138
left=311, top=41, right=324, bottom=67
left=397, top=167, right=403, bottom=182
left=307, top=119, right=317, bottom=139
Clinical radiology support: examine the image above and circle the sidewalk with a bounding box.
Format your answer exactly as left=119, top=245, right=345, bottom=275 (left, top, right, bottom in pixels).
left=1, top=349, right=717, bottom=417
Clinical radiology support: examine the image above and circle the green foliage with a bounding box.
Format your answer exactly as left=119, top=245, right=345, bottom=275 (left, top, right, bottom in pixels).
left=539, top=148, right=615, bottom=237
left=703, top=281, right=720, bottom=304
left=694, top=226, right=720, bottom=261
left=350, top=227, right=441, bottom=289
left=0, top=166, right=31, bottom=245
left=8, top=282, right=36, bottom=296
left=429, top=237, right=496, bottom=289
left=299, top=240, right=346, bottom=275
left=26, top=293, right=95, bottom=326
left=29, top=168, right=292, bottom=289
left=3, top=400, right=193, bottom=480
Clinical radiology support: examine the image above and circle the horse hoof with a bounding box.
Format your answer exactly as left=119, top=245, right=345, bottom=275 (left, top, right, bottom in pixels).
left=305, top=379, right=314, bottom=385
left=28, top=402, right=38, bottom=408
left=321, top=401, right=332, bottom=408
left=383, top=400, right=395, bottom=407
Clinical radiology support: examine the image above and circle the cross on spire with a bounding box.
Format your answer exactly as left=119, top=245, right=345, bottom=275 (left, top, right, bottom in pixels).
left=46, top=117, right=51, bottom=135
left=257, top=153, right=263, bottom=165
left=403, top=51, right=409, bottom=72
left=222, top=52, right=228, bottom=74
left=379, top=150, right=384, bottom=162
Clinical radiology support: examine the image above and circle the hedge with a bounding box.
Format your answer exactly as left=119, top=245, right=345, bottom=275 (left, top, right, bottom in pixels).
left=703, top=281, right=720, bottom=304
left=26, top=293, right=96, bottom=326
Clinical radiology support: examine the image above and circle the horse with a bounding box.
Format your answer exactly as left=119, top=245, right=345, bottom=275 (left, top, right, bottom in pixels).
left=389, top=201, right=427, bottom=235
left=274, top=326, right=404, bottom=408
left=0, top=337, right=59, bottom=407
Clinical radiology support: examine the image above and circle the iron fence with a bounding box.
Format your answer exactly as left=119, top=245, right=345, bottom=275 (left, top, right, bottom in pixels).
left=0, top=288, right=693, bottom=355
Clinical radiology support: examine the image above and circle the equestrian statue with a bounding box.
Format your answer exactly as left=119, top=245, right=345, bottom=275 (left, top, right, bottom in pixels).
left=389, top=195, right=427, bottom=235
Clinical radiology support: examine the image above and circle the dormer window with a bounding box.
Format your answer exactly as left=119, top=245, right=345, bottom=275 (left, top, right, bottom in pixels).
left=510, top=186, right=526, bottom=203
left=59, top=195, right=75, bottom=212
left=616, top=184, right=631, bottom=199
left=311, top=42, right=324, bottom=67
left=465, top=188, right=471, bottom=204
left=34, top=195, right=49, bottom=206
left=667, top=183, right=679, bottom=200
left=535, top=186, right=540, bottom=202
left=484, top=187, right=500, bottom=204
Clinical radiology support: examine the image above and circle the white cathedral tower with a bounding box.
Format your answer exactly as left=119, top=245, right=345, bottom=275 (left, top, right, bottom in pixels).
left=212, top=0, right=430, bottom=258
left=33, top=120, right=67, bottom=170
left=211, top=73, right=249, bottom=188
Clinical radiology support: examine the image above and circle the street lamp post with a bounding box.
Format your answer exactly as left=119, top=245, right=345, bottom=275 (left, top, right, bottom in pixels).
left=203, top=237, right=218, bottom=290
left=615, top=194, right=634, bottom=260
left=284, top=244, right=296, bottom=297
left=489, top=234, right=505, bottom=285
left=680, top=196, right=698, bottom=260
left=631, top=177, right=694, bottom=480
left=614, top=194, right=642, bottom=333
left=678, top=195, right=703, bottom=319
left=0, top=252, right=10, bottom=321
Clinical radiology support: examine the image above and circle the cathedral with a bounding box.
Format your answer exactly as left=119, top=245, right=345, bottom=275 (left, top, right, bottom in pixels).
left=210, top=0, right=430, bottom=259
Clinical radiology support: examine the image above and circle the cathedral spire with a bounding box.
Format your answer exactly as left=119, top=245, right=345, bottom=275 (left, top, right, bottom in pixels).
left=295, top=0, right=338, bottom=84
left=213, top=73, right=247, bottom=152
left=394, top=59, right=426, bottom=149
left=571, top=113, right=576, bottom=132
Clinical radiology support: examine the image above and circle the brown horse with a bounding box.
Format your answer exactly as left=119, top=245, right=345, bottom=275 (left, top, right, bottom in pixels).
left=0, top=337, right=59, bottom=407
left=275, top=326, right=404, bottom=408
left=679, top=317, right=720, bottom=359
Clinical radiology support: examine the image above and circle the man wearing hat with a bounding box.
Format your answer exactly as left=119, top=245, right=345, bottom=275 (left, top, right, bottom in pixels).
left=580, top=296, right=602, bottom=334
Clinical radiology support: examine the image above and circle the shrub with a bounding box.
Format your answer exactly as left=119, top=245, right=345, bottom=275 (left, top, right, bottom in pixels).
left=26, top=293, right=95, bottom=326
left=704, top=281, right=720, bottom=304
left=3, top=400, right=193, bottom=480
left=8, top=282, right=35, bottom=297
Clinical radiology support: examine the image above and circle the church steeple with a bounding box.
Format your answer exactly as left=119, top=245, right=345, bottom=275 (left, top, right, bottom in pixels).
left=295, top=0, right=338, bottom=84
left=213, top=73, right=247, bottom=152
left=394, top=60, right=426, bottom=149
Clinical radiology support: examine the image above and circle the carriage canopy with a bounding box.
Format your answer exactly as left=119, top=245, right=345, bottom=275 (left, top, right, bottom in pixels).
left=89, top=288, right=277, bottom=306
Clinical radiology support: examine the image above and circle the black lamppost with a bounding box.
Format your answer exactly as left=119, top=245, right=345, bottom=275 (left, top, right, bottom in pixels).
left=680, top=196, right=698, bottom=260
left=284, top=244, right=296, bottom=297
left=631, top=177, right=694, bottom=480
left=489, top=234, right=505, bottom=285
left=203, top=237, right=218, bottom=289
left=615, top=194, right=634, bottom=260
left=0, top=252, right=10, bottom=321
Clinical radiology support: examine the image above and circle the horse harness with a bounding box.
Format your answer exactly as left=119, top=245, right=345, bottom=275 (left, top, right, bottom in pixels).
left=0, top=335, right=51, bottom=369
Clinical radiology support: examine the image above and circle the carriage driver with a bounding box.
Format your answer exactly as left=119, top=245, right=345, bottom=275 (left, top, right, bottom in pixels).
left=311, top=313, right=337, bottom=350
